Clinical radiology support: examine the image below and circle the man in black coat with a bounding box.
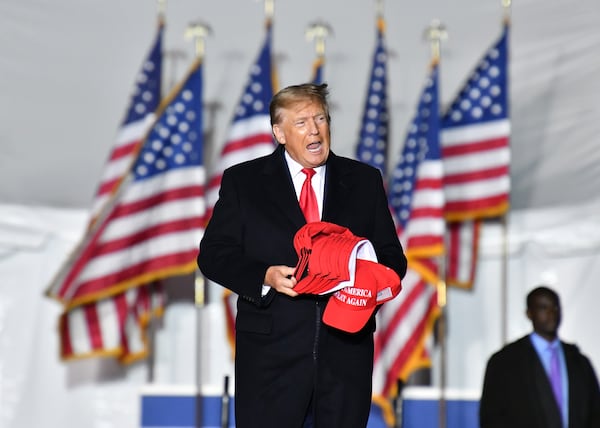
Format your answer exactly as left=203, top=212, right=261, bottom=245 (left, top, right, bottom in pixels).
left=197, top=83, right=407, bottom=428
left=479, top=286, right=600, bottom=428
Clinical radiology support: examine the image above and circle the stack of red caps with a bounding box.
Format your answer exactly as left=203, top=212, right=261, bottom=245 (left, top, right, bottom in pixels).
left=293, top=222, right=402, bottom=333
left=293, top=222, right=377, bottom=295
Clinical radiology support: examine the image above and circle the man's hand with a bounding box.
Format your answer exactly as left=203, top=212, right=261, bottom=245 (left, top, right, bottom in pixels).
left=264, top=265, right=298, bottom=297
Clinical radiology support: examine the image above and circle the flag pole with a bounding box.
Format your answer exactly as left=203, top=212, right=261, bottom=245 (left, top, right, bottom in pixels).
left=184, top=20, right=211, bottom=428
left=424, top=18, right=448, bottom=428
left=305, top=20, right=331, bottom=84
left=500, top=0, right=512, bottom=347
left=144, top=0, right=168, bottom=386
left=500, top=214, right=509, bottom=344
left=501, top=1, right=511, bottom=345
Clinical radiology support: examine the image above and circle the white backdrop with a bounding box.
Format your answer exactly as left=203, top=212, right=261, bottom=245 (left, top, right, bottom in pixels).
left=1, top=200, right=599, bottom=428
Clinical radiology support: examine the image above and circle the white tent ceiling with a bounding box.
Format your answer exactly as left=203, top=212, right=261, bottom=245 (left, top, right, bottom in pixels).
left=1, top=0, right=599, bottom=211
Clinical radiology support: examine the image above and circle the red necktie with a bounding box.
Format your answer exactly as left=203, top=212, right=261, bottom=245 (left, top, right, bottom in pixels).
left=300, top=168, right=319, bottom=223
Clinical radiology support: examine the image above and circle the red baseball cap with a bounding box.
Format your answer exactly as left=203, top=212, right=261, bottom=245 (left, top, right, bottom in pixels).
left=323, top=259, right=402, bottom=333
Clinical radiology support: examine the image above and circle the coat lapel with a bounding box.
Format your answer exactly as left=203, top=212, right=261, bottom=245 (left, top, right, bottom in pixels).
left=260, top=145, right=306, bottom=230
left=563, top=343, right=580, bottom=428
left=257, top=148, right=355, bottom=230
left=321, top=152, right=353, bottom=223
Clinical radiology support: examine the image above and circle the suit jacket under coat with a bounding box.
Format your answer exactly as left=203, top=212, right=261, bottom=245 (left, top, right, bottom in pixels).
left=197, top=145, right=407, bottom=421
left=479, top=335, right=600, bottom=428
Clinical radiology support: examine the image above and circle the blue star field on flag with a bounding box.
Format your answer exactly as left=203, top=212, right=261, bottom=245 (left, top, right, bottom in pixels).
left=442, top=27, right=508, bottom=129
left=356, top=24, right=389, bottom=176
left=389, top=65, right=441, bottom=231
left=133, top=61, right=203, bottom=182
left=232, top=26, right=273, bottom=122
left=122, top=27, right=163, bottom=125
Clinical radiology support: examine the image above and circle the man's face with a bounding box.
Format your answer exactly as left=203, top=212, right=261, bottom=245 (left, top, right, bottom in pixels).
left=527, top=292, right=561, bottom=341
left=272, top=99, right=330, bottom=168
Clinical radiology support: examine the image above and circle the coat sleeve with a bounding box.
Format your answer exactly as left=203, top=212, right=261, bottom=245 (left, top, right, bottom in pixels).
left=197, top=168, right=270, bottom=305
left=479, top=351, right=512, bottom=428
left=579, top=351, right=600, bottom=427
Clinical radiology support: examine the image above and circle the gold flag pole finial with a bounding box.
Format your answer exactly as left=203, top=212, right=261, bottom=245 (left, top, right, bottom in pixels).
left=185, top=21, right=212, bottom=59
left=423, top=19, right=448, bottom=64
left=306, top=21, right=333, bottom=58
left=157, top=0, right=167, bottom=24
left=501, top=0, right=512, bottom=24
left=264, top=0, right=274, bottom=21
left=375, top=0, right=386, bottom=33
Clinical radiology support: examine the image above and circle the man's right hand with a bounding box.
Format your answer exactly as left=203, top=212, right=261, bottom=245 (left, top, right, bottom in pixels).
left=264, top=265, right=298, bottom=297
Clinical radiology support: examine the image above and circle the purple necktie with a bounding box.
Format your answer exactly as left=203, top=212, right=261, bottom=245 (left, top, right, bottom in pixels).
left=549, top=344, right=563, bottom=412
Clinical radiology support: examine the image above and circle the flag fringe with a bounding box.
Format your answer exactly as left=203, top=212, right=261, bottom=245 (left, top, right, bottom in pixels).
left=64, top=261, right=197, bottom=309
left=372, top=302, right=441, bottom=427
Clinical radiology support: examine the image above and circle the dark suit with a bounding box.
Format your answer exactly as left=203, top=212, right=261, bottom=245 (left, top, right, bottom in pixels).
left=479, top=335, right=600, bottom=428
left=198, top=145, right=407, bottom=428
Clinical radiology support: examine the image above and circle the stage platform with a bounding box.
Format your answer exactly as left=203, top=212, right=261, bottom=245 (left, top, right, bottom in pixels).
left=140, top=385, right=480, bottom=428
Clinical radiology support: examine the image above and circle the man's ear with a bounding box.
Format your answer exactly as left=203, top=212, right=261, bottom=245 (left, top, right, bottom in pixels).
left=272, top=125, right=285, bottom=144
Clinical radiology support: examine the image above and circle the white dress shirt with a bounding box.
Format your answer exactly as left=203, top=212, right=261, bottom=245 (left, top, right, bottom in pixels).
left=284, top=151, right=325, bottom=219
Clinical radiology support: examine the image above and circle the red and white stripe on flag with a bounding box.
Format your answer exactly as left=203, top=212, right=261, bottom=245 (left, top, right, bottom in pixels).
left=60, top=283, right=165, bottom=362
left=441, top=119, right=510, bottom=221
left=48, top=166, right=205, bottom=306
left=55, top=24, right=165, bottom=363
left=372, top=262, right=440, bottom=425
left=441, top=25, right=510, bottom=221
left=441, top=25, right=510, bottom=291
left=446, top=219, right=481, bottom=289
left=48, top=56, right=205, bottom=364
left=205, top=24, right=276, bottom=224
left=90, top=117, right=157, bottom=221
left=374, top=63, right=445, bottom=426
left=89, top=24, right=163, bottom=223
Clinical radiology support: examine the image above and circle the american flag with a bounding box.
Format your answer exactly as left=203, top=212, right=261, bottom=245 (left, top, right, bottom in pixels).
left=372, top=63, right=444, bottom=410
left=211, top=21, right=277, bottom=354
left=441, top=23, right=510, bottom=288
left=59, top=282, right=165, bottom=363
left=51, top=24, right=164, bottom=362
left=205, top=22, right=276, bottom=222
left=441, top=24, right=509, bottom=220
left=90, top=25, right=163, bottom=222
left=354, top=16, right=396, bottom=421
left=47, top=56, right=206, bottom=361
left=446, top=219, right=481, bottom=289
left=355, top=16, right=389, bottom=177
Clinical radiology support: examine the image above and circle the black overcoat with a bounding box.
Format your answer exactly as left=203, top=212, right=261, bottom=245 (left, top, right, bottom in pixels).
left=198, top=145, right=407, bottom=428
